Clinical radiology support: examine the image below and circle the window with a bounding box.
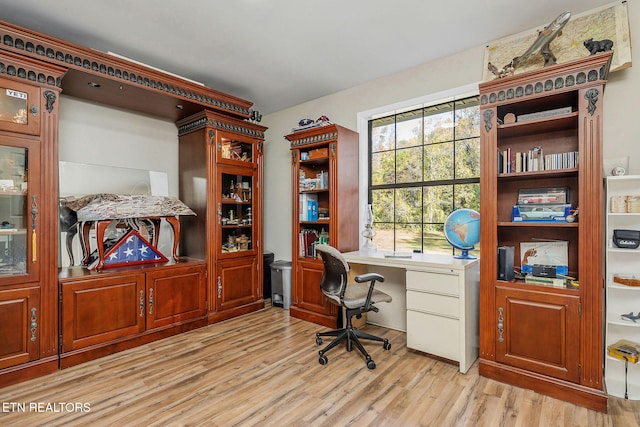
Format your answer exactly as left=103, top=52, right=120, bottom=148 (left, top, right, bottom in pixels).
left=368, top=95, right=480, bottom=255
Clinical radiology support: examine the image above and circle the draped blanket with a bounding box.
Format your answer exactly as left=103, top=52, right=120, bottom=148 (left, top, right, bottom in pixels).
left=64, top=194, right=196, bottom=222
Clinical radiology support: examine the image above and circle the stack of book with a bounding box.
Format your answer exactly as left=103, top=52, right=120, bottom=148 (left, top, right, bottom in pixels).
left=299, top=193, right=318, bottom=221
left=524, top=275, right=566, bottom=287
left=299, top=229, right=318, bottom=257
left=498, top=147, right=579, bottom=174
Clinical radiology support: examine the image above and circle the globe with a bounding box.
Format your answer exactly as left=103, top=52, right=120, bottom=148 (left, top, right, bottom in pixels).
left=444, top=208, right=480, bottom=259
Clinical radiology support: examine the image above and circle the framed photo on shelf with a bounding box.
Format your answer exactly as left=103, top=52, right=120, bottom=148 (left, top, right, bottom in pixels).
left=520, top=240, right=568, bottom=275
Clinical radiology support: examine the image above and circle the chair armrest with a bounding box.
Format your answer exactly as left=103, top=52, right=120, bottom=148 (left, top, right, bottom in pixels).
left=354, top=273, right=384, bottom=283
left=354, top=273, right=384, bottom=311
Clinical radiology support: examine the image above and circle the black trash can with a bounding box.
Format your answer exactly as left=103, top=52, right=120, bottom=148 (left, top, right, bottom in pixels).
left=263, top=251, right=274, bottom=299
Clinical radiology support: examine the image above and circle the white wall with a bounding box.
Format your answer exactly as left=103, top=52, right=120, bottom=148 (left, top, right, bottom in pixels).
left=262, top=2, right=640, bottom=261
left=57, top=96, right=180, bottom=264
left=54, top=5, right=640, bottom=263
left=58, top=96, right=179, bottom=197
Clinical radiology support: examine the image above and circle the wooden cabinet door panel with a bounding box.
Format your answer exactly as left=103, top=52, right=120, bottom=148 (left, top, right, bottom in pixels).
left=146, top=263, right=206, bottom=330
left=0, top=287, right=39, bottom=369
left=496, top=286, right=580, bottom=382
left=0, top=78, right=40, bottom=135
left=216, top=257, right=257, bottom=311
left=295, top=260, right=334, bottom=316
left=61, top=273, right=145, bottom=352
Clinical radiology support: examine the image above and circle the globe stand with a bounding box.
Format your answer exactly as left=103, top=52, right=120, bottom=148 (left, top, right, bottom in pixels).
left=454, top=247, right=477, bottom=260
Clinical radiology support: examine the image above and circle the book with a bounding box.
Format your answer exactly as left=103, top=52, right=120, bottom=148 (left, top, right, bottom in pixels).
left=307, top=200, right=318, bottom=221
left=517, top=107, right=572, bottom=122
left=502, top=149, right=508, bottom=173
left=524, top=275, right=565, bottom=287
left=299, top=193, right=317, bottom=221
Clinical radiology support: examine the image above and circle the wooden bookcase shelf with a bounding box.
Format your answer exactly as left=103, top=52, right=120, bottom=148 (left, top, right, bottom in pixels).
left=478, top=52, right=613, bottom=412
left=286, top=124, right=359, bottom=328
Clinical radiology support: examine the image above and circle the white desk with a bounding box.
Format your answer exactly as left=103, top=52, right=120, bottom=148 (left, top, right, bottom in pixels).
left=343, top=250, right=480, bottom=373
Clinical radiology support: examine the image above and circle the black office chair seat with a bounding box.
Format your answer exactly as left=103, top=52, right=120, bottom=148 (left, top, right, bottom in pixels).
left=314, top=244, right=392, bottom=370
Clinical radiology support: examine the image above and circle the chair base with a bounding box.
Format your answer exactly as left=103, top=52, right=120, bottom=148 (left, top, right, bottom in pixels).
left=315, top=314, right=391, bottom=370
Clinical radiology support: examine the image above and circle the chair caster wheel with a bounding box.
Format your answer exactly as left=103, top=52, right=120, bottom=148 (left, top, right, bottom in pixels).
left=319, top=355, right=328, bottom=365
left=367, top=359, right=376, bottom=370
left=383, top=340, right=391, bottom=351
left=316, top=336, right=323, bottom=346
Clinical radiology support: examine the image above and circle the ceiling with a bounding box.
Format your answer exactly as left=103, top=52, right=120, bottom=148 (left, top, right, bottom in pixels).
left=0, top=0, right=616, bottom=115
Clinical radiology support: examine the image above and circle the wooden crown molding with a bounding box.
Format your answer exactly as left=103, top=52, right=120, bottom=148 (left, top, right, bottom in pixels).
left=479, top=51, right=613, bottom=107
left=0, top=19, right=253, bottom=120
left=0, top=48, right=66, bottom=88
left=284, top=123, right=340, bottom=147
left=176, top=110, right=267, bottom=139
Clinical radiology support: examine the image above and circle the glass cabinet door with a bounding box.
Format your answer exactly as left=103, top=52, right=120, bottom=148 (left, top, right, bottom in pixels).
left=0, top=136, right=39, bottom=283
left=216, top=133, right=256, bottom=167
left=219, top=170, right=254, bottom=256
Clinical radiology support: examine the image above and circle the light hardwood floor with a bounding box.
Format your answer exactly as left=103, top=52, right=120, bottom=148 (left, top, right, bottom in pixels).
left=1, top=307, right=639, bottom=426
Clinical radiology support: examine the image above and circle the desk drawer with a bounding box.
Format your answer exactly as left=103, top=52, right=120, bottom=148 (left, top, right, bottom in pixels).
left=407, top=310, right=459, bottom=361
left=407, top=290, right=458, bottom=317
left=406, top=270, right=459, bottom=296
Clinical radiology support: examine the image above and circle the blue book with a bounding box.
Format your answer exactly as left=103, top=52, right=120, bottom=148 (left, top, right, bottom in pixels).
left=307, top=200, right=318, bottom=221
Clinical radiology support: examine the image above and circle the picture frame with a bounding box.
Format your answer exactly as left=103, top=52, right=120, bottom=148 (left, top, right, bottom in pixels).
left=483, top=1, right=631, bottom=82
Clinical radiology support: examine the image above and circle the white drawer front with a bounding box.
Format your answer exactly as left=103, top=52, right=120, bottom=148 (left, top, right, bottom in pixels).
left=406, top=290, right=459, bottom=318
left=406, top=270, right=459, bottom=296
left=407, top=310, right=459, bottom=361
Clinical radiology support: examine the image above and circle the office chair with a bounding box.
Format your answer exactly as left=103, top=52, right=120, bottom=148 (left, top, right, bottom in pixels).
left=314, top=244, right=392, bottom=369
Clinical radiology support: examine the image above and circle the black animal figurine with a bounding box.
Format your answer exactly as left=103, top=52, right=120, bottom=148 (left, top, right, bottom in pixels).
left=583, top=38, right=614, bottom=55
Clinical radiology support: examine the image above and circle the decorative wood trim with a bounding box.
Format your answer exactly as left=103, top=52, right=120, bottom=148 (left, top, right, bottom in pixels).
left=0, top=48, right=65, bottom=88
left=0, top=19, right=253, bottom=118
left=176, top=110, right=267, bottom=140
left=284, top=128, right=339, bottom=147
left=479, top=52, right=613, bottom=107
left=43, top=90, right=56, bottom=113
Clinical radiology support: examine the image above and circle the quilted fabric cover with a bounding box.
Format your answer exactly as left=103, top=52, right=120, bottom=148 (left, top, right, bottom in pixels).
left=64, top=194, right=196, bottom=221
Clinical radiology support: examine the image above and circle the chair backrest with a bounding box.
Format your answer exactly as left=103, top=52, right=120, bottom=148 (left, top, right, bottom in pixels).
left=315, top=244, right=349, bottom=296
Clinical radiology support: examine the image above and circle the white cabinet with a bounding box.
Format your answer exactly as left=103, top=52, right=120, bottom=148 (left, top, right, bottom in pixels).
left=406, top=266, right=479, bottom=374
left=605, top=175, right=640, bottom=399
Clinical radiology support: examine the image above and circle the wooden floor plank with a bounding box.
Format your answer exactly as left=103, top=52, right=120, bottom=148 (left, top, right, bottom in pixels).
left=1, top=307, right=639, bottom=426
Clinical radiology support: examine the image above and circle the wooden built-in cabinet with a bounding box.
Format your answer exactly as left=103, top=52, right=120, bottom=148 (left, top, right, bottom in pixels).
left=478, top=52, right=613, bottom=412
left=177, top=110, right=267, bottom=323
left=0, top=286, right=40, bottom=371
left=286, top=124, right=359, bottom=328
left=0, top=62, right=65, bottom=387
left=58, top=260, right=206, bottom=367
left=0, top=19, right=264, bottom=387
